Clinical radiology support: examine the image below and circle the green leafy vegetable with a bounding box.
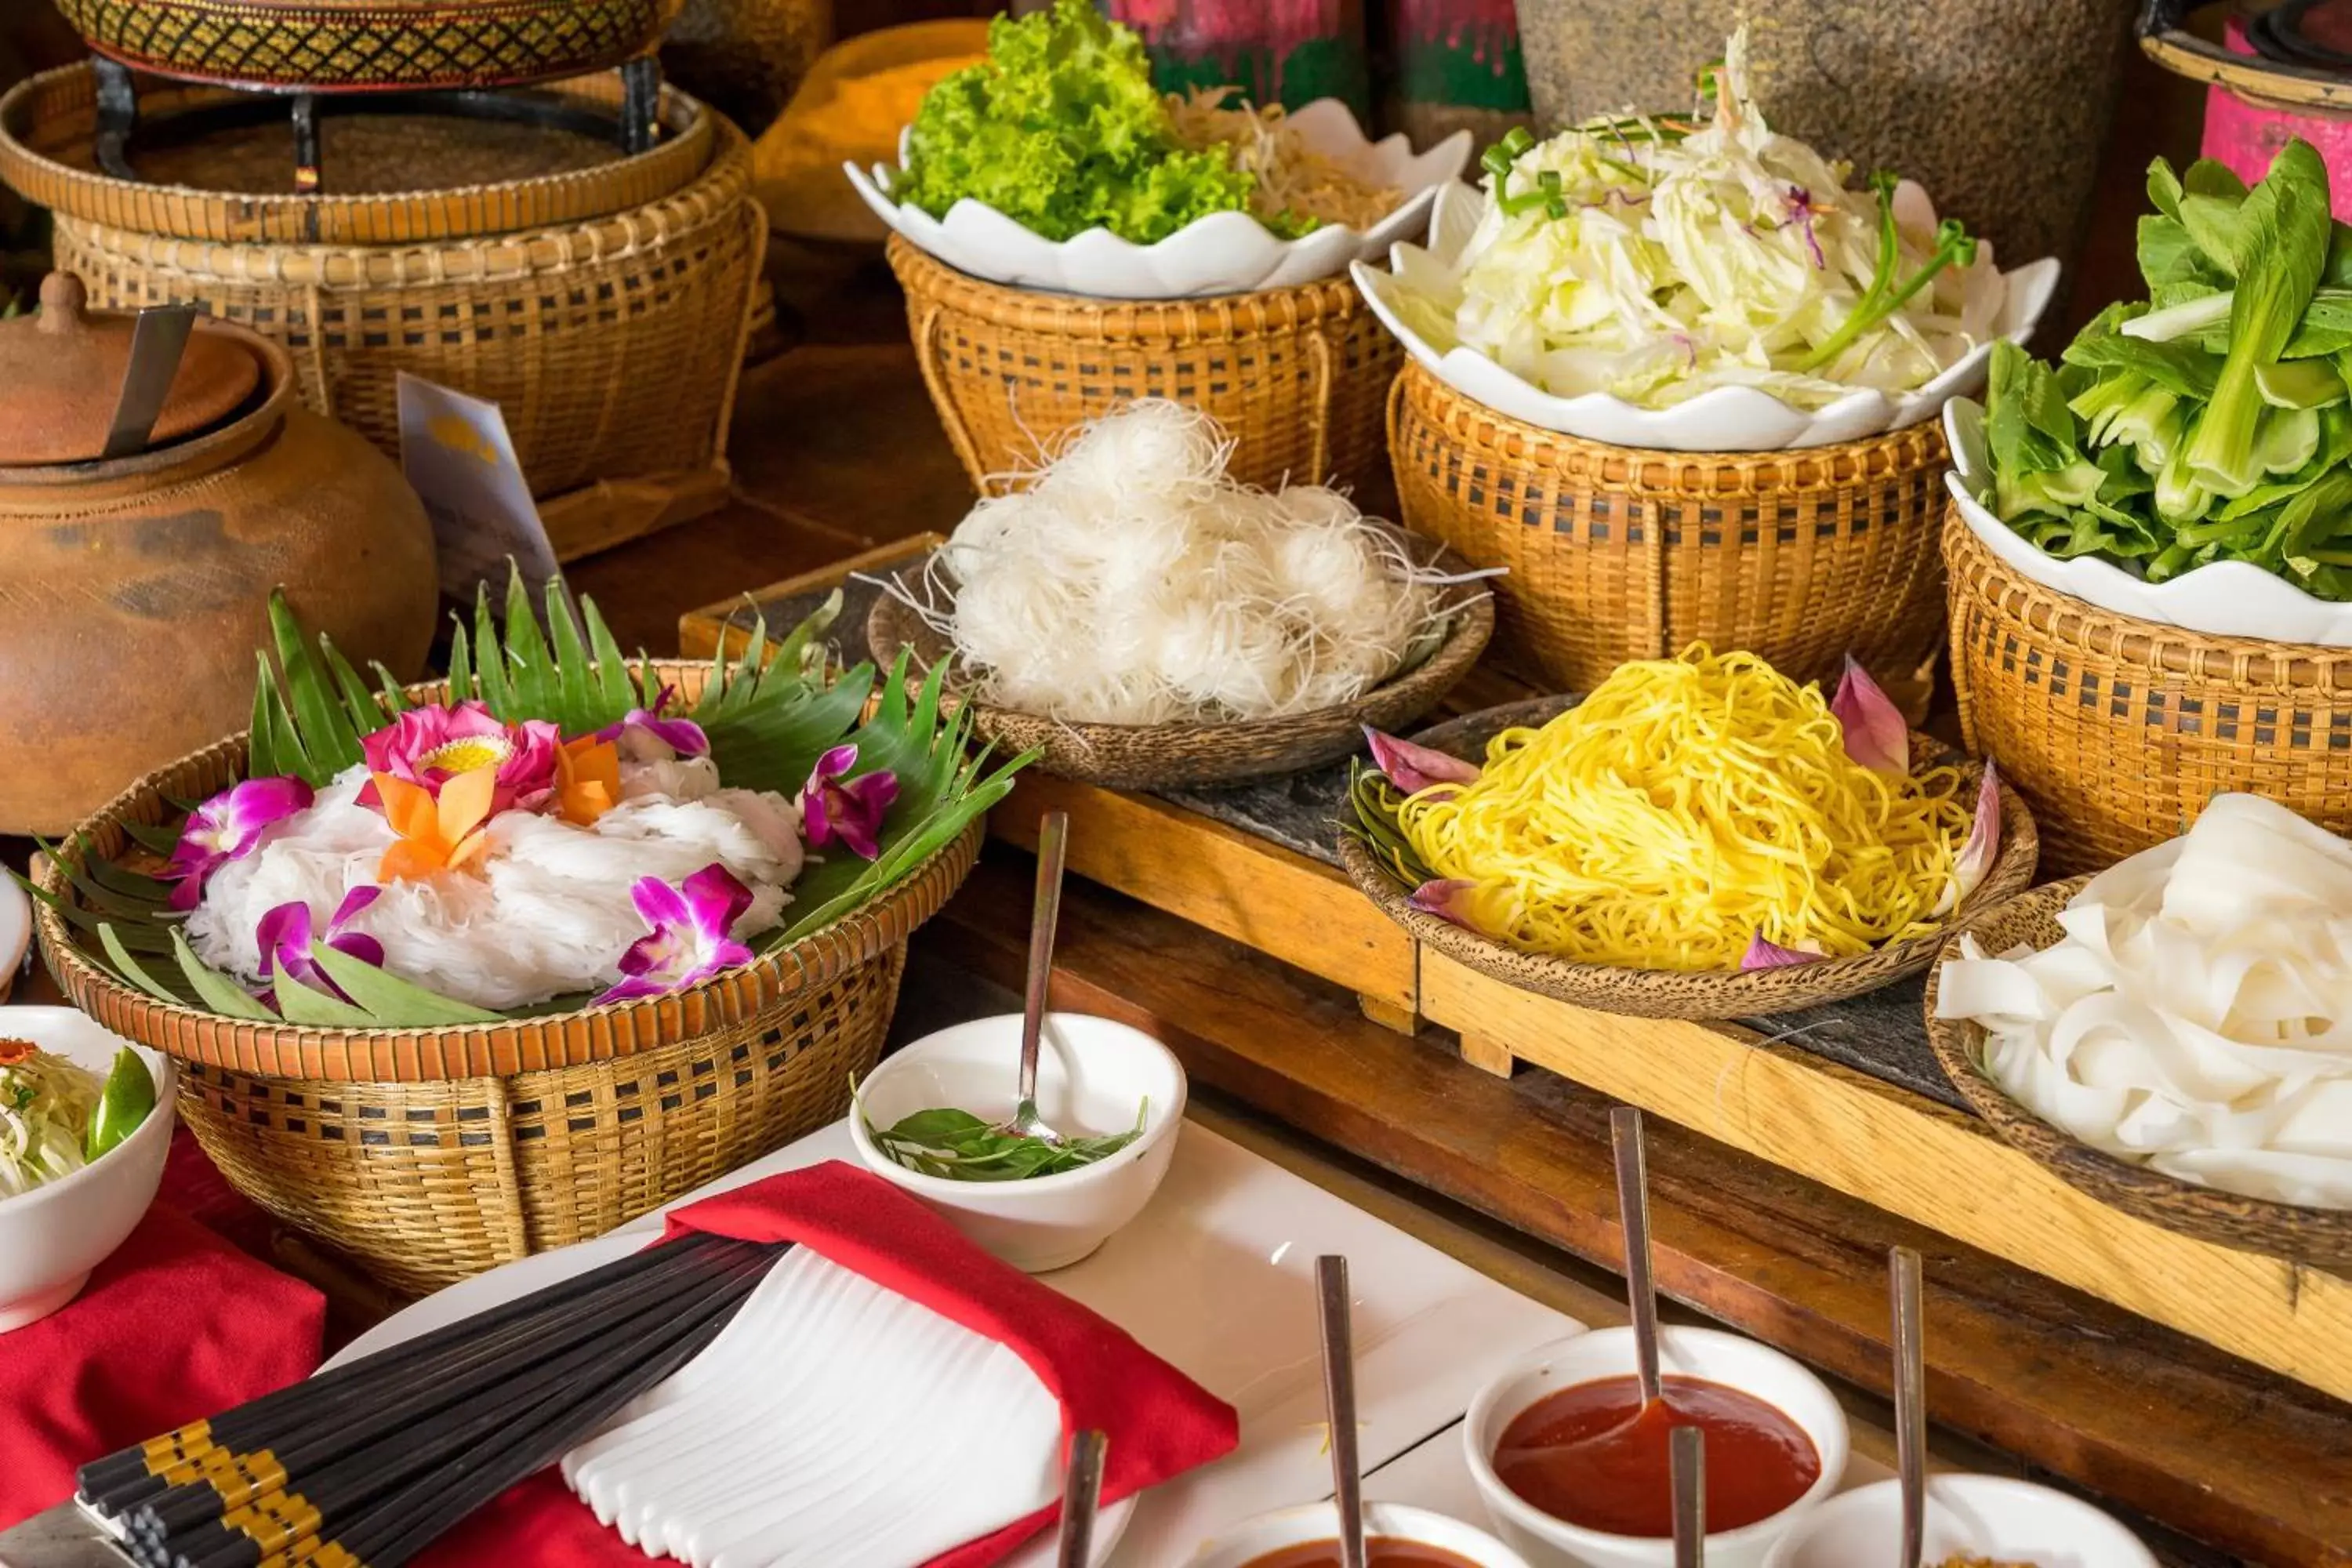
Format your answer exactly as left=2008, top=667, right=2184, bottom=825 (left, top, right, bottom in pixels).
left=1980, top=137, right=2352, bottom=600
left=889, top=0, right=1291, bottom=245
left=83, top=1049, right=155, bottom=1163
left=859, top=1094, right=1149, bottom=1181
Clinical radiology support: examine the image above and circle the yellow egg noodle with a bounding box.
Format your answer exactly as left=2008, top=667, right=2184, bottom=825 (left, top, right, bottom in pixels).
left=1396, top=646, right=1972, bottom=970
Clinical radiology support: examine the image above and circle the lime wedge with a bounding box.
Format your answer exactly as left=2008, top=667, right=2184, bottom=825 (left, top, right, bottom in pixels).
left=84, top=1047, right=156, bottom=1163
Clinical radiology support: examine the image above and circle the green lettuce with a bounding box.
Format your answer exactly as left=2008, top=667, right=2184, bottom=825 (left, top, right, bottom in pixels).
left=889, top=0, right=1300, bottom=245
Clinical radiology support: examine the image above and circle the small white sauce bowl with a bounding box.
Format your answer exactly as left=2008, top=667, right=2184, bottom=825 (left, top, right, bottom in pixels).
left=849, top=1011, right=1185, bottom=1272
left=1759, top=1475, right=2158, bottom=1568
left=1184, top=1501, right=1534, bottom=1568
left=0, top=1007, right=179, bottom=1331
left=1464, top=1327, right=1849, bottom=1568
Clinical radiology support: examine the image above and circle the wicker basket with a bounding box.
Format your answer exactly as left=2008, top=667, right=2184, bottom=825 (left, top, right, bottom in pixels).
left=887, top=235, right=1403, bottom=502
left=1945, top=510, right=2352, bottom=877
left=1925, top=878, right=2352, bottom=1267
left=34, top=666, right=979, bottom=1294
left=1341, top=695, right=2039, bottom=1021
left=1388, top=360, right=1953, bottom=694
left=6, top=67, right=763, bottom=507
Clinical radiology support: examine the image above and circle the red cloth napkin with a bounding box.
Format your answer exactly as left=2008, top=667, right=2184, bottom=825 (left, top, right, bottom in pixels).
left=425, top=1159, right=1239, bottom=1568
left=0, top=1201, right=327, bottom=1528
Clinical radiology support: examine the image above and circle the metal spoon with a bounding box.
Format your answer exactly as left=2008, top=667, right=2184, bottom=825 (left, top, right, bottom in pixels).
left=102, top=304, right=197, bottom=459
left=1891, top=1245, right=1927, bottom=1568
left=1054, top=1428, right=1108, bottom=1568
left=1611, top=1105, right=1664, bottom=1406
left=995, top=809, right=1070, bottom=1145
left=1317, top=1254, right=1367, bottom=1568
left=1670, top=1426, right=1705, bottom=1567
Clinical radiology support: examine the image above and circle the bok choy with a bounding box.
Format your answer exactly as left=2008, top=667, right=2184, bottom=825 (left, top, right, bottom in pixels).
left=1981, top=137, right=2352, bottom=599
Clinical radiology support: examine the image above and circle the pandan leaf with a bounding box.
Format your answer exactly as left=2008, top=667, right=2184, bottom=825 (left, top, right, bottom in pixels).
left=586, top=603, right=640, bottom=715
left=170, top=929, right=277, bottom=1021
left=268, top=590, right=365, bottom=779
left=470, top=585, right=511, bottom=714
left=249, top=654, right=305, bottom=782
left=323, top=638, right=391, bottom=739
left=499, top=568, right=556, bottom=720
left=100, top=924, right=188, bottom=1005
left=445, top=620, right=476, bottom=705
left=770, top=591, right=839, bottom=678
left=268, top=970, right=379, bottom=1029
left=120, top=819, right=185, bottom=856
left=310, top=945, right=502, bottom=1026
left=546, top=580, right=598, bottom=714
left=369, top=662, right=412, bottom=715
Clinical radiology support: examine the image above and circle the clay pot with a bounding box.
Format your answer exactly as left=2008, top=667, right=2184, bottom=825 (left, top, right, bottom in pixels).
left=0, top=275, right=437, bottom=834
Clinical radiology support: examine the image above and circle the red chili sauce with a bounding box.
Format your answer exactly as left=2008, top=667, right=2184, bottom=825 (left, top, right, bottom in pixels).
left=1239, top=1541, right=1482, bottom=1568
left=1492, top=1374, right=1820, bottom=1537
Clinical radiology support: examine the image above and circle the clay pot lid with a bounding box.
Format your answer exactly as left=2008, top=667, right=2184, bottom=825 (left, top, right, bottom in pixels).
left=0, top=274, right=262, bottom=466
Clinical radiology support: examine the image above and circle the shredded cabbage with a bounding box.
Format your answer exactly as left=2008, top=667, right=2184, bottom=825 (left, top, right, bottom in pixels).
left=1403, top=28, right=2006, bottom=411
left=0, top=1045, right=100, bottom=1199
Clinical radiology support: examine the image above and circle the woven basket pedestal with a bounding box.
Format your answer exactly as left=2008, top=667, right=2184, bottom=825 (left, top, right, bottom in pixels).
left=1945, top=510, right=2352, bottom=877
left=1, top=65, right=763, bottom=565
left=1388, top=359, right=1952, bottom=695
left=887, top=235, right=1403, bottom=506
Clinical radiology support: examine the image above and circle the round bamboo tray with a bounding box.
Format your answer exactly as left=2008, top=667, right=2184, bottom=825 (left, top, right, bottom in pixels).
left=1388, top=360, right=1954, bottom=695
left=1340, top=694, right=2038, bottom=1020
left=862, top=543, right=1495, bottom=790
left=0, top=64, right=715, bottom=245
left=22, top=78, right=763, bottom=505
left=1924, top=877, right=2352, bottom=1267
left=1944, top=509, right=2352, bottom=877
left=34, top=664, right=979, bottom=1291
left=887, top=234, right=1403, bottom=503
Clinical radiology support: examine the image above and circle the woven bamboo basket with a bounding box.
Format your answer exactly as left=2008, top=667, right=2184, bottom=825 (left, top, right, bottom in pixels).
left=1340, top=694, right=2038, bottom=1020
left=887, top=235, right=1403, bottom=502
left=1924, top=878, right=2352, bottom=1266
left=1388, top=360, right=1953, bottom=694
left=0, top=65, right=715, bottom=245
left=1944, top=510, right=2352, bottom=877
left=8, top=70, right=763, bottom=510
left=34, top=665, right=979, bottom=1294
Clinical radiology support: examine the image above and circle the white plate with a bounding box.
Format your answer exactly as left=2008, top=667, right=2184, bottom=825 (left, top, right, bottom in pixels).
left=846, top=101, right=1472, bottom=299
left=1354, top=180, right=2061, bottom=452
left=339, top=1120, right=1581, bottom=1566
left=1944, top=397, right=2352, bottom=646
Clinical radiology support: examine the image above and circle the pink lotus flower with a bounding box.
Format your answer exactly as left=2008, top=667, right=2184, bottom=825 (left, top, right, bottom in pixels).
left=1831, top=655, right=1909, bottom=776
left=1740, top=933, right=1826, bottom=971
left=1365, top=728, right=1481, bottom=797
left=1935, top=760, right=2005, bottom=917
left=594, top=864, right=757, bottom=1006
left=257, top=887, right=384, bottom=1007
left=1409, top=878, right=1485, bottom=933
left=165, top=776, right=314, bottom=910
left=598, top=684, right=710, bottom=761
left=359, top=702, right=561, bottom=815
left=799, top=744, right=898, bottom=862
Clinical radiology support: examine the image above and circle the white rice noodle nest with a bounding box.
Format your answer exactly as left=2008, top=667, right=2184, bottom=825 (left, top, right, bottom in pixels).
left=1934, top=793, right=2352, bottom=1210
left=185, top=759, right=807, bottom=1012
left=913, top=400, right=1455, bottom=725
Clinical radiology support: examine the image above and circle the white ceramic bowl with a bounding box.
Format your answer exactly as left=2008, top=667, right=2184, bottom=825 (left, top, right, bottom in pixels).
left=1943, top=397, right=2352, bottom=645
left=847, top=101, right=1474, bottom=299
left=0, top=1006, right=178, bottom=1330
left=849, top=1011, right=1185, bottom=1271
left=1464, top=1327, right=1849, bottom=1568
left=1355, top=180, right=2060, bottom=452
left=1761, top=1475, right=2158, bottom=1568
left=1185, top=1501, right=1534, bottom=1568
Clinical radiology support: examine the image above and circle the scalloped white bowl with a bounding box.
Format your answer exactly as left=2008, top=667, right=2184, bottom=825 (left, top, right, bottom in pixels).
left=1944, top=397, right=2352, bottom=646
left=844, top=100, right=1472, bottom=299
left=1353, top=180, right=2061, bottom=452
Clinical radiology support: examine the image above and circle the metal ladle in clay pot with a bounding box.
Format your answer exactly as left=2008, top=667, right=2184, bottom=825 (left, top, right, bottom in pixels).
left=1, top=274, right=250, bottom=468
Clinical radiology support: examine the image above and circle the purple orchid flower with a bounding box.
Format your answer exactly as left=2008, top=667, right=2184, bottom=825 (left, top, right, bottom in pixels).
left=598, top=683, right=710, bottom=760
left=594, top=864, right=757, bottom=1006
left=799, top=744, right=898, bottom=862
left=165, top=776, right=314, bottom=911
left=256, top=887, right=384, bottom=1007
left=1409, top=878, right=1484, bottom=933
left=1740, top=932, right=1827, bottom=971
left=1831, top=655, right=1910, bottom=777
left=1785, top=185, right=1827, bottom=270
left=1936, top=760, right=2005, bottom=917
left=1365, top=728, right=1480, bottom=797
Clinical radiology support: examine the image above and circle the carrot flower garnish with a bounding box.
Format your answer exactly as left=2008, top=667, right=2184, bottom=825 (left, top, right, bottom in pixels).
left=374, top=768, right=496, bottom=882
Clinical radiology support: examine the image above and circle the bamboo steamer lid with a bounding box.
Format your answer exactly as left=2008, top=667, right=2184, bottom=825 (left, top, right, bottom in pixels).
left=0, top=273, right=260, bottom=466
